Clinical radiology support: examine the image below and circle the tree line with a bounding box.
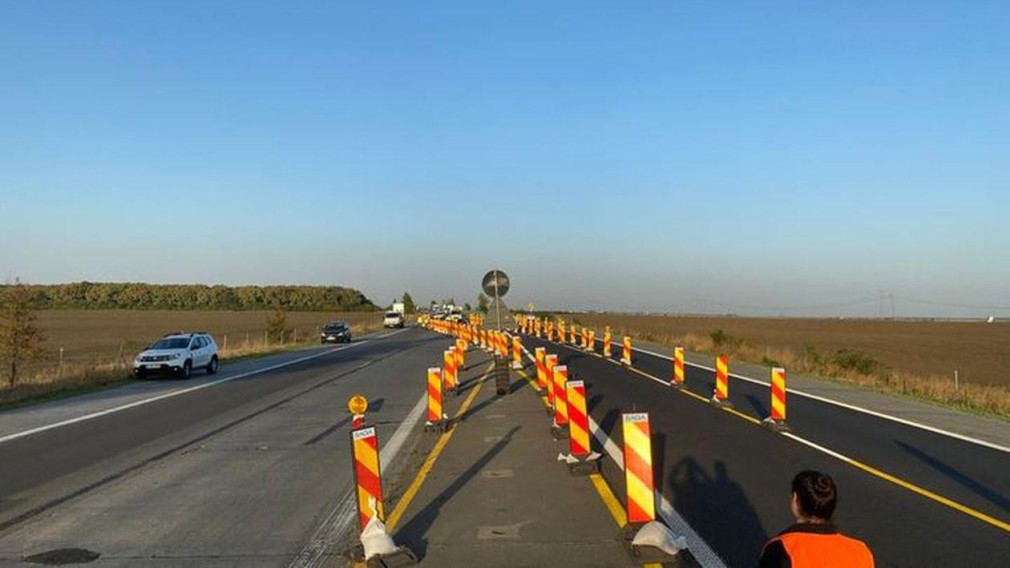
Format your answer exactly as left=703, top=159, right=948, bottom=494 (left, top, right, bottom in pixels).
left=3, top=282, right=377, bottom=312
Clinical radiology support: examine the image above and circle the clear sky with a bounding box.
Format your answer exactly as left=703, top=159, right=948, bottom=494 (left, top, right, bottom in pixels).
left=2, top=1, right=1008, bottom=317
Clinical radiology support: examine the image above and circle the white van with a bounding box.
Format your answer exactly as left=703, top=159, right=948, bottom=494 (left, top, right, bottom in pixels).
left=384, top=311, right=405, bottom=328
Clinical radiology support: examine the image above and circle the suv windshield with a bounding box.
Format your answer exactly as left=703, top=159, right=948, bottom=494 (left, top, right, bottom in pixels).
left=385, top=312, right=400, bottom=318
left=150, top=338, right=190, bottom=350
left=325, top=322, right=346, bottom=330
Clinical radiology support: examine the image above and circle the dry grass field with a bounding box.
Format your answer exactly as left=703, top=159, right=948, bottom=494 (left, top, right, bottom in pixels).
left=571, top=314, right=1009, bottom=387
left=567, top=313, right=1010, bottom=418
left=0, top=310, right=384, bottom=407
left=30, top=310, right=384, bottom=370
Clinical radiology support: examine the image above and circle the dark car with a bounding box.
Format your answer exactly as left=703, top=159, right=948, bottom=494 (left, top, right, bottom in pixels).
left=320, top=321, right=352, bottom=344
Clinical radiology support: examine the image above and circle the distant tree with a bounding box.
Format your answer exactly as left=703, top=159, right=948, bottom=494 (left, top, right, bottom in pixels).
left=477, top=293, right=489, bottom=314
left=402, top=292, right=416, bottom=314
left=464, top=303, right=472, bottom=311
left=266, top=305, right=290, bottom=343
left=0, top=279, right=45, bottom=388
left=0, top=282, right=377, bottom=312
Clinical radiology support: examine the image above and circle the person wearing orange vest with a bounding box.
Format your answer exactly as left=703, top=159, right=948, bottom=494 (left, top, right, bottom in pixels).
left=759, top=470, right=874, bottom=568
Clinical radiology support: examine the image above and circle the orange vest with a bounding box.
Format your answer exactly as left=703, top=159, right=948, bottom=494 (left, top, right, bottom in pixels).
left=772, top=531, right=874, bottom=568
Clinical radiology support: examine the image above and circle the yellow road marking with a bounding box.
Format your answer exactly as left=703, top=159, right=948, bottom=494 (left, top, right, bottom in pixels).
left=383, top=363, right=491, bottom=531
left=589, top=473, right=626, bottom=528
left=516, top=368, right=551, bottom=409
left=587, top=473, right=661, bottom=568
left=849, top=458, right=1010, bottom=532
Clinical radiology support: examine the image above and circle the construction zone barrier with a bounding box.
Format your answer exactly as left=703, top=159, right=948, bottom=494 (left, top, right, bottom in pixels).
left=550, top=364, right=570, bottom=438
left=349, top=411, right=416, bottom=564
left=762, top=367, right=790, bottom=432
left=351, top=425, right=385, bottom=531
left=558, top=321, right=566, bottom=344
left=544, top=354, right=559, bottom=413
left=711, top=355, right=731, bottom=407
left=535, top=347, right=547, bottom=390
left=456, top=339, right=467, bottom=367
left=621, top=336, right=632, bottom=366
left=426, top=367, right=446, bottom=430
left=443, top=350, right=458, bottom=394
left=512, top=335, right=522, bottom=369
left=556, top=379, right=602, bottom=475
left=570, top=325, right=578, bottom=345
left=587, top=329, right=596, bottom=352
left=672, top=346, right=685, bottom=388
left=480, top=328, right=488, bottom=351
left=604, top=327, right=612, bottom=358
left=622, top=412, right=655, bottom=524
left=621, top=411, right=687, bottom=562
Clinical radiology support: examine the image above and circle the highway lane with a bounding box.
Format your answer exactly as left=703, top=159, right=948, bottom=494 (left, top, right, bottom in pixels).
left=0, top=326, right=454, bottom=566
left=609, top=340, right=1010, bottom=527
left=521, top=334, right=1010, bottom=567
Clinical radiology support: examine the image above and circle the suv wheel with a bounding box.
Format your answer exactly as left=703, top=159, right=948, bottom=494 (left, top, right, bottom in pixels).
left=206, top=356, right=218, bottom=375
left=180, top=360, right=192, bottom=380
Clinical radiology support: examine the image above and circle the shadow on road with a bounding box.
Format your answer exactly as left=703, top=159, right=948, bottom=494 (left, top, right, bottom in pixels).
left=393, top=426, right=520, bottom=560
left=897, top=441, right=1010, bottom=512
left=745, top=394, right=767, bottom=418
left=668, top=458, right=768, bottom=568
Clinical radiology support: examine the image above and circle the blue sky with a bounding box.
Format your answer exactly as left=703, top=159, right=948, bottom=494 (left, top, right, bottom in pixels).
left=2, top=1, right=1008, bottom=316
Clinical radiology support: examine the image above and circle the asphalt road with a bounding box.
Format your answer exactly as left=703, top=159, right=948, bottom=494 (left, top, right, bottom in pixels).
left=520, top=334, right=1010, bottom=567
left=0, top=326, right=450, bottom=567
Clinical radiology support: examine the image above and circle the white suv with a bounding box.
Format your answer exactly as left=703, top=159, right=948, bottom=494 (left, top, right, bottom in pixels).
left=134, top=332, right=219, bottom=379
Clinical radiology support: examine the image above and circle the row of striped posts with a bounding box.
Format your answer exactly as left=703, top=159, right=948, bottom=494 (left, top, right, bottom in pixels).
left=519, top=325, right=676, bottom=556
left=520, top=317, right=789, bottom=428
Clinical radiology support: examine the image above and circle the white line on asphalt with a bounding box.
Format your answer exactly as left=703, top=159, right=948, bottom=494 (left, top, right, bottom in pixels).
left=622, top=343, right=1010, bottom=454
left=289, top=390, right=429, bottom=568
left=587, top=414, right=727, bottom=568
left=519, top=344, right=726, bottom=567
left=0, top=329, right=411, bottom=445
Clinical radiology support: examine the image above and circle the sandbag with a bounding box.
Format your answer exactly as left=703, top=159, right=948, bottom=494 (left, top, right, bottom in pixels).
left=631, top=521, right=688, bottom=557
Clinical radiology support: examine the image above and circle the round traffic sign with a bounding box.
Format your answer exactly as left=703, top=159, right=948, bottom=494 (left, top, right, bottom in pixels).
left=481, top=269, right=510, bottom=298
left=347, top=395, right=368, bottom=415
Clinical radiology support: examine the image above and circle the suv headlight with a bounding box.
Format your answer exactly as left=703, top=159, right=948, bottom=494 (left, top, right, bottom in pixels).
left=170, top=352, right=182, bottom=360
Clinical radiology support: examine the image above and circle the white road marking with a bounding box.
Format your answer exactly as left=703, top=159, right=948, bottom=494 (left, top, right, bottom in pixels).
left=289, top=388, right=429, bottom=568
left=0, top=328, right=412, bottom=445
left=587, top=413, right=727, bottom=568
